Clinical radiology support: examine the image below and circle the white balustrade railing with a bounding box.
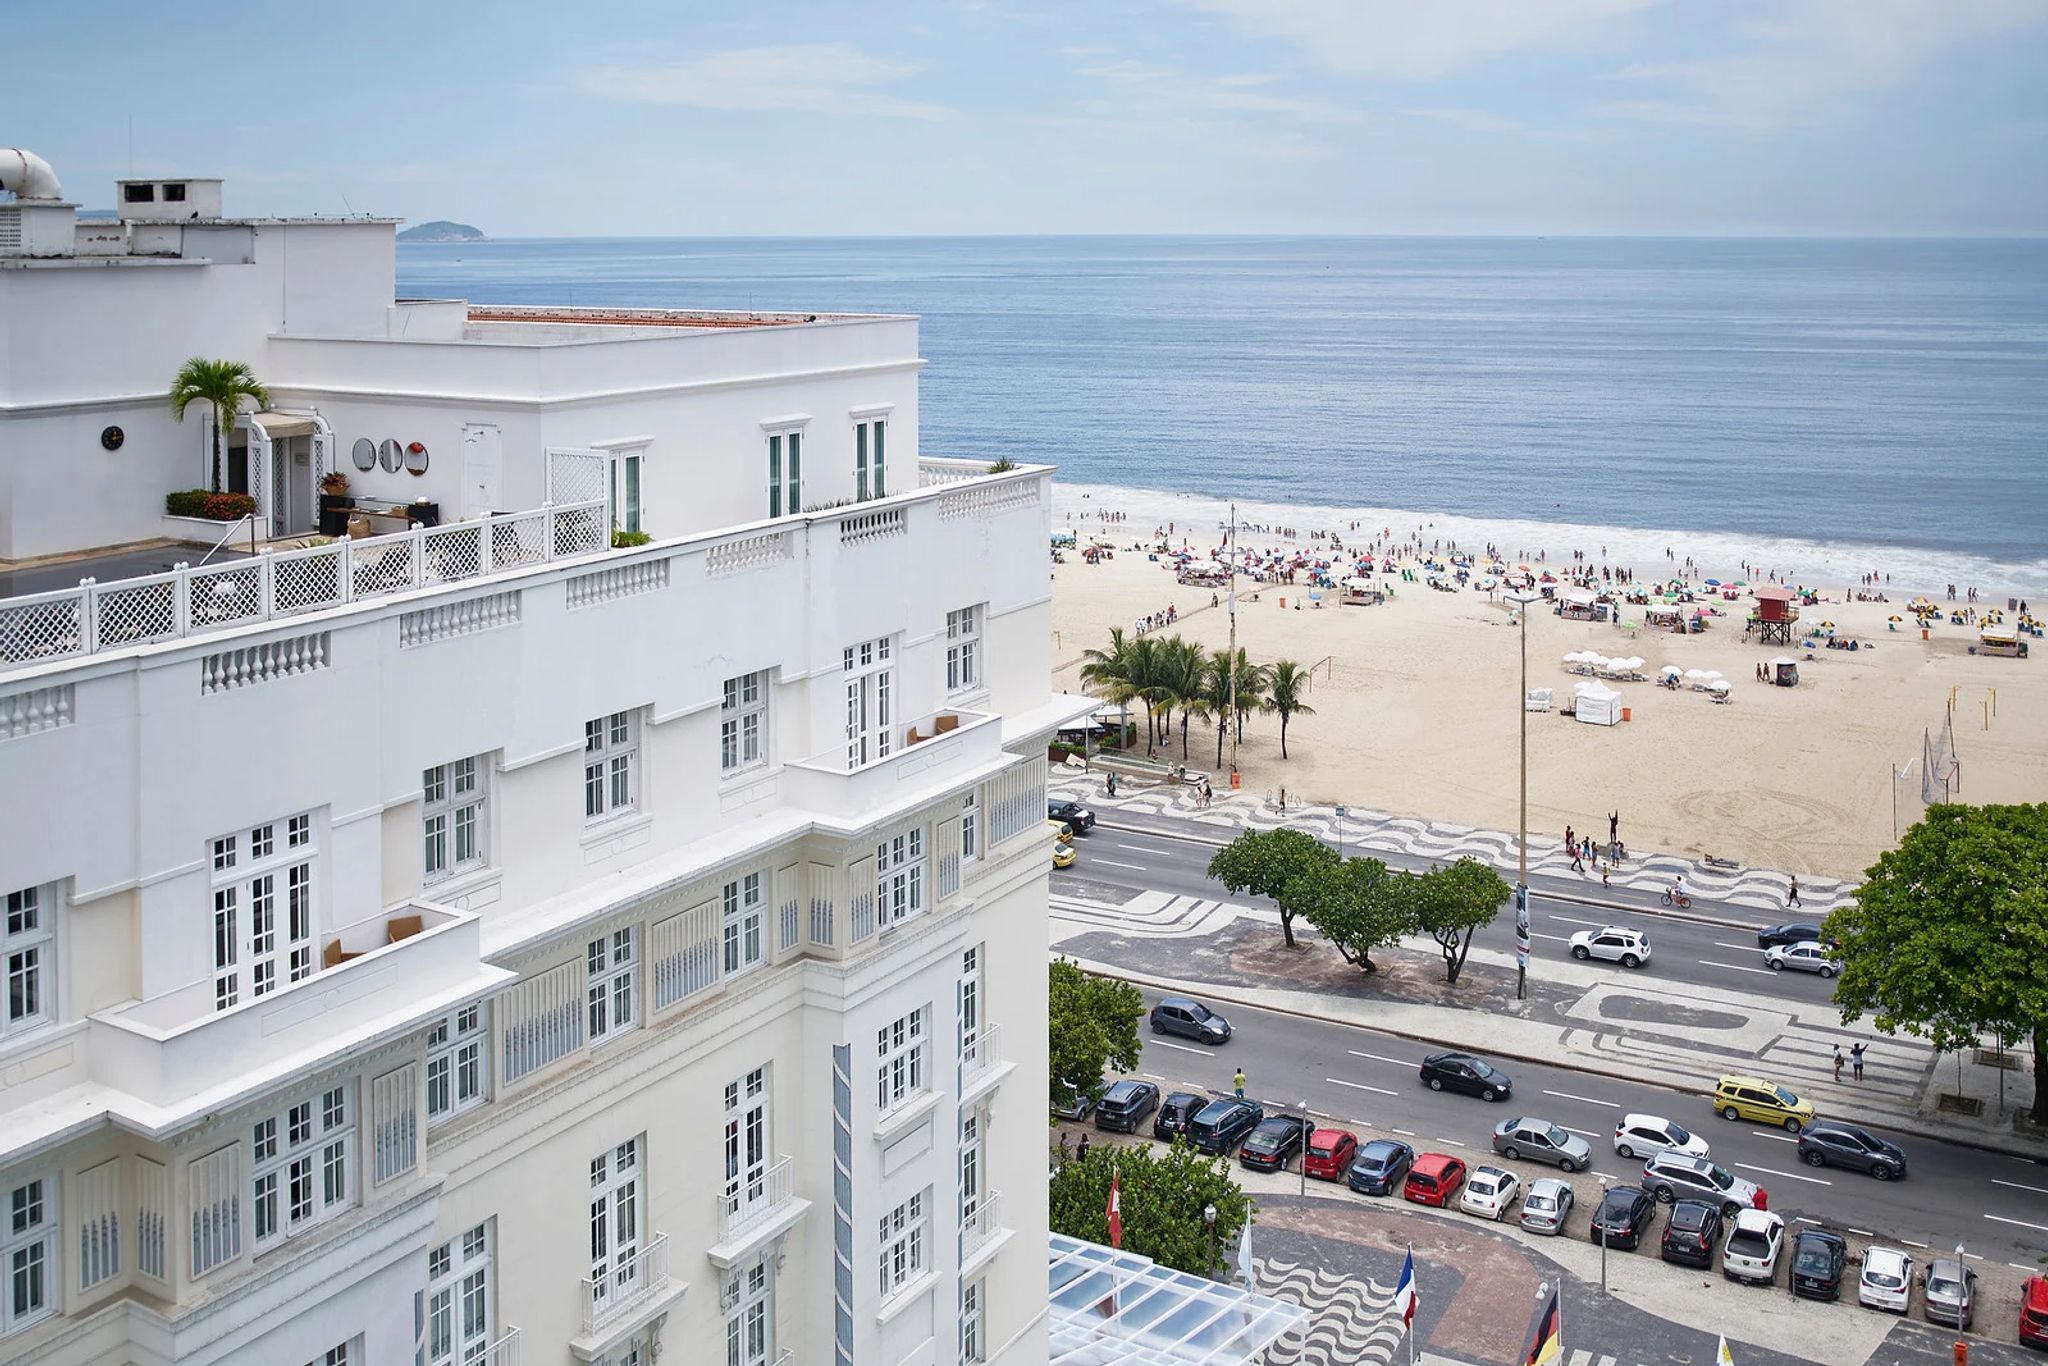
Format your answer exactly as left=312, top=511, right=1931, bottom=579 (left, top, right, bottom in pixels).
left=962, top=1189, right=1003, bottom=1260
left=717, top=1154, right=796, bottom=1240
left=582, top=1231, right=671, bottom=1334
left=0, top=499, right=606, bottom=668
left=484, top=1325, right=521, bottom=1366
left=917, top=457, right=993, bottom=487
left=960, top=1022, right=1003, bottom=1091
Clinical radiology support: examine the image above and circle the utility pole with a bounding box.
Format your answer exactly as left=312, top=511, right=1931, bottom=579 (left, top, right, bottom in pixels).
left=1510, top=589, right=1540, bottom=1000
left=1226, top=502, right=1239, bottom=779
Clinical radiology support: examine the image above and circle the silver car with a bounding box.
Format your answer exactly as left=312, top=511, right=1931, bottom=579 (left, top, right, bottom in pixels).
left=1923, top=1257, right=1976, bottom=1329
left=1764, top=940, right=1841, bottom=977
left=1492, top=1116, right=1594, bottom=1173
left=1519, top=1177, right=1574, bottom=1234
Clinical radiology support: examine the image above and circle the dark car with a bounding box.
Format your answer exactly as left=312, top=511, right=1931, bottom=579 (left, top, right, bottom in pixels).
left=1660, top=1199, right=1723, bottom=1269
left=1419, top=1052, right=1513, bottom=1102
left=1589, top=1186, right=1656, bottom=1251
left=1187, top=1099, right=1263, bottom=1155
left=1239, top=1116, right=1314, bottom=1172
left=1790, top=1228, right=1849, bottom=1300
left=1149, top=996, right=1231, bottom=1044
left=1094, top=1080, right=1160, bottom=1133
left=1048, top=799, right=1097, bottom=833
left=1347, top=1140, right=1417, bottom=1196
left=1797, top=1121, right=1907, bottom=1181
left=1757, top=922, right=1824, bottom=949
left=1153, top=1091, right=1206, bottom=1142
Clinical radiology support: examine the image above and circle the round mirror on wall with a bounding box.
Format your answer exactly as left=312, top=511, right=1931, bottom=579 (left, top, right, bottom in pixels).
left=352, top=437, right=376, bottom=471
left=379, top=438, right=402, bottom=472
left=405, top=442, right=429, bottom=475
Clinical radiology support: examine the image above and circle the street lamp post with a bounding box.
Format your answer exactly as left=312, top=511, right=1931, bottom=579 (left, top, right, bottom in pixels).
left=1509, top=588, right=1541, bottom=1000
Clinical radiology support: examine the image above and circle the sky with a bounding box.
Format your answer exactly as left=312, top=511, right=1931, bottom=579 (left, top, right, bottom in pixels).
left=9, top=0, right=2048, bottom=236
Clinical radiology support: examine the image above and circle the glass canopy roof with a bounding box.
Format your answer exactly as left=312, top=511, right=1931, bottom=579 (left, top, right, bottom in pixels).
left=1048, top=1233, right=1310, bottom=1365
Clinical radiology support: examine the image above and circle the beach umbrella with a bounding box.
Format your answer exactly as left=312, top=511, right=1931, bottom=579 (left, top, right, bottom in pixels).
left=1820, top=620, right=1835, bottom=629
left=1889, top=615, right=1902, bottom=622
left=1659, top=664, right=1682, bottom=678
left=1709, top=680, right=1732, bottom=695
left=1683, top=669, right=1706, bottom=683
left=1705, top=579, right=1721, bottom=587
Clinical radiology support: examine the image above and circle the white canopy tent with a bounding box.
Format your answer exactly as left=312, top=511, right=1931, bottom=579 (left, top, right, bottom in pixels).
left=1574, top=681, right=1623, bottom=726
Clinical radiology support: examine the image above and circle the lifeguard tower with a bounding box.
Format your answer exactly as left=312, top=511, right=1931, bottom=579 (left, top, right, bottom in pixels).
left=1751, top=586, right=1800, bottom=646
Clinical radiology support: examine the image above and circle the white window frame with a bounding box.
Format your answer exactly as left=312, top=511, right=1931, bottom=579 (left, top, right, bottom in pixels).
left=3, top=885, right=53, bottom=1040
left=2, top=1174, right=56, bottom=1336
left=723, top=1067, right=769, bottom=1226
left=961, top=789, right=979, bottom=864
left=720, top=672, right=769, bottom=775
left=611, top=450, right=645, bottom=536
left=962, top=1276, right=986, bottom=1363
left=422, top=756, right=489, bottom=885
left=724, top=1256, right=773, bottom=1366
left=876, top=1006, right=928, bottom=1112
left=960, top=1111, right=982, bottom=1227
left=209, top=813, right=316, bottom=1012
left=854, top=418, right=887, bottom=502
left=876, top=1190, right=925, bottom=1301
left=423, top=1220, right=493, bottom=1366
left=589, top=1137, right=643, bottom=1314
left=721, top=875, right=764, bottom=978
left=959, top=945, right=981, bottom=1054
left=842, top=636, right=894, bottom=768
left=426, top=1003, right=489, bottom=1126
left=764, top=427, right=803, bottom=519
left=875, top=828, right=925, bottom=929
left=251, top=1085, right=354, bottom=1250
left=587, top=927, right=639, bottom=1044
left=583, top=711, right=640, bottom=824
left=945, top=605, right=982, bottom=694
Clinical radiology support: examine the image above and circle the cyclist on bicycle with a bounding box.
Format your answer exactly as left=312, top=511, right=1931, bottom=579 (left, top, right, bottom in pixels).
left=1670, top=875, right=1688, bottom=906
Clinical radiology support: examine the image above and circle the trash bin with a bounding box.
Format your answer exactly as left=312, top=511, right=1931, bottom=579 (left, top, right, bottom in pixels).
left=1621, top=707, right=1632, bottom=722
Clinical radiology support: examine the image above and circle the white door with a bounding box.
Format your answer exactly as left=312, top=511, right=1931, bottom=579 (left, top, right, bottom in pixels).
left=462, top=425, right=503, bottom=518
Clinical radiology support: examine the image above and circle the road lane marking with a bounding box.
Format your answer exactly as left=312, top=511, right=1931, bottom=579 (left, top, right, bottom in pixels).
left=1110, top=841, right=1178, bottom=856
left=1735, top=1162, right=1830, bottom=1186
left=1993, top=1178, right=2048, bottom=1196
left=1700, top=960, right=1777, bottom=976
left=1795, top=1217, right=1823, bottom=1225
left=1141, top=1073, right=1166, bottom=1082
left=1533, top=933, right=1573, bottom=944
left=1543, top=1089, right=1620, bottom=1109
left=1546, top=913, right=1612, bottom=928
left=1348, top=1050, right=1412, bottom=1067
left=1750, top=1132, right=1799, bottom=1144
left=2014, top=1264, right=2038, bottom=1274
left=1963, top=1253, right=1984, bottom=1262
left=1308, top=1109, right=1333, bottom=1119
left=1326, top=1078, right=1399, bottom=1097
left=1713, top=941, right=1767, bottom=953
left=1151, top=1041, right=1214, bottom=1057
left=1092, top=858, right=1147, bottom=870
left=1391, top=1128, right=1416, bottom=1136
left=1438, top=1139, right=1467, bottom=1148
left=1901, top=1239, right=1929, bottom=1249
left=1849, top=1228, right=1874, bottom=1237
left=1561, top=1126, right=1601, bottom=1138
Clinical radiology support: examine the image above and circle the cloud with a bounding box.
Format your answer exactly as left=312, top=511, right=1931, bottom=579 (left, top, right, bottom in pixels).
left=571, top=43, right=947, bottom=121
left=1185, top=0, right=1651, bottom=77
left=1402, top=107, right=1528, bottom=134
left=1074, top=57, right=1369, bottom=124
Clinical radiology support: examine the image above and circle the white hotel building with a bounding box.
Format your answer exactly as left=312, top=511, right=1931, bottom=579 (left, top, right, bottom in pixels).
left=0, top=153, right=1083, bottom=1366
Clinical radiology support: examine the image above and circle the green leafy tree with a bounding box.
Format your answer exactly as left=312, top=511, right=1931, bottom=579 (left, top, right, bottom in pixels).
left=1208, top=826, right=1336, bottom=949
left=1280, top=855, right=1413, bottom=974
left=1411, top=857, right=1511, bottom=984
left=1265, top=659, right=1316, bottom=759
left=1825, top=803, right=2048, bottom=1122
left=1156, top=635, right=1208, bottom=761
left=1049, top=1139, right=1253, bottom=1275
left=1049, top=958, right=1144, bottom=1113
left=168, top=358, right=270, bottom=494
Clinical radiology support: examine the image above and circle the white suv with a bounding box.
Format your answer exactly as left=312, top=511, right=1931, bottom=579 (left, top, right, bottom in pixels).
left=1569, top=926, right=1652, bottom=968
left=1722, top=1209, right=1784, bottom=1284
left=1612, top=1113, right=1710, bottom=1162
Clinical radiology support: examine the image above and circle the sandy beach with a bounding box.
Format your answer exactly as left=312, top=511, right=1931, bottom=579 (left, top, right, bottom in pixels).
left=1049, top=530, right=2048, bottom=881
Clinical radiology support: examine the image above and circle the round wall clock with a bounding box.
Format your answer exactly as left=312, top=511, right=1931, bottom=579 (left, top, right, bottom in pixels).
left=100, top=426, right=125, bottom=451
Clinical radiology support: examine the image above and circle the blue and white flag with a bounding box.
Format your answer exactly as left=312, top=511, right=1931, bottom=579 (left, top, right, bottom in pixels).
left=1393, top=1247, right=1417, bottom=1329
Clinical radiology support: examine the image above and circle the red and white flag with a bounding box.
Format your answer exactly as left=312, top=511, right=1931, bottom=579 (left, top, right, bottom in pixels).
left=1107, top=1169, right=1123, bottom=1249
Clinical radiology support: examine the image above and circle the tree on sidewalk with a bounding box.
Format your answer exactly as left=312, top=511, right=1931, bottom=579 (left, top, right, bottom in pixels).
left=1824, top=803, right=2048, bottom=1123
left=1278, top=855, right=1412, bottom=975
left=1411, top=858, right=1512, bottom=985
left=1208, top=826, right=1336, bottom=949
left=1266, top=659, right=1315, bottom=759
left=1049, top=1139, right=1252, bottom=1275
left=1048, top=957, right=1144, bottom=1114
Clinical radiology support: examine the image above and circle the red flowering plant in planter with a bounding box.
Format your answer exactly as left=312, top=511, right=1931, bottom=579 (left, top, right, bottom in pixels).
left=166, top=490, right=258, bottom=521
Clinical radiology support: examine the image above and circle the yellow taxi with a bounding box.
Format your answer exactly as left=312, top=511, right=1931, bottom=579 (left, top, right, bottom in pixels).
left=1052, top=842, right=1077, bottom=870
left=1713, top=1074, right=1815, bottom=1132
left=1046, top=818, right=1074, bottom=846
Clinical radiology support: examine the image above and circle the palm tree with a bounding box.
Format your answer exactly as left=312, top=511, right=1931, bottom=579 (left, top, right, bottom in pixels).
left=1079, top=628, right=1136, bottom=745
left=169, top=358, right=269, bottom=493
left=1205, top=648, right=1268, bottom=768
left=1267, top=659, right=1316, bottom=759
left=1156, top=636, right=1209, bottom=762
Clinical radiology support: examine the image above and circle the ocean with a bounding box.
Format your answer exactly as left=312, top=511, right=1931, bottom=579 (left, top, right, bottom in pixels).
left=397, top=236, right=2048, bottom=593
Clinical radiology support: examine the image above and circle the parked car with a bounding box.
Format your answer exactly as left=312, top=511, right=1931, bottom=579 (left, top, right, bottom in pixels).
left=1722, top=1209, right=1785, bottom=1285
left=1239, top=1116, right=1314, bottom=1172
left=1660, top=1199, right=1723, bottom=1269
left=1765, top=941, right=1841, bottom=977
left=1419, top=1052, right=1513, bottom=1102
left=1797, top=1121, right=1907, bottom=1181
left=1046, top=818, right=1073, bottom=845
left=1569, top=925, right=1652, bottom=968
left=1459, top=1166, right=1522, bottom=1221
left=1492, top=1116, right=1592, bottom=1172
left=1790, top=1228, right=1849, bottom=1300
left=1924, top=1257, right=1977, bottom=1330
left=1303, top=1128, right=1359, bottom=1182
left=1052, top=1076, right=1100, bottom=1121
left=1613, top=1113, right=1709, bottom=1162
left=1048, top=799, right=1096, bottom=833
left=1859, top=1246, right=1915, bottom=1314
left=1712, top=1074, right=1814, bottom=1132
left=1757, top=921, right=1825, bottom=949
left=1347, top=1140, right=1416, bottom=1196
left=1641, top=1152, right=1764, bottom=1216
left=1401, top=1153, right=1468, bottom=1209
left=1149, top=996, right=1231, bottom=1044
left=1153, top=1091, right=1205, bottom=1142
left=1093, top=1080, right=1160, bottom=1133
left=1519, top=1178, right=1574, bottom=1235
left=1052, top=841, right=1076, bottom=869
left=2015, top=1274, right=2048, bottom=1347
left=1187, top=1099, right=1263, bottom=1155
left=1588, top=1186, right=1656, bottom=1250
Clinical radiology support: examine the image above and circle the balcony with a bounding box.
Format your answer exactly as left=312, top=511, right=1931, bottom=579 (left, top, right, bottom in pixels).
left=571, top=1232, right=688, bottom=1361
left=962, top=1189, right=1010, bottom=1276
left=959, top=1022, right=1014, bottom=1109
left=707, top=1155, right=813, bottom=1269
left=785, top=707, right=1009, bottom=829
left=483, top=1327, right=522, bottom=1366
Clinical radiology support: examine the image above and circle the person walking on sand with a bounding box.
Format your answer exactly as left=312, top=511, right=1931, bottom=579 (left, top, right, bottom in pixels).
left=1851, top=1043, right=1865, bottom=1081
left=1234, top=1069, right=1247, bottom=1099
left=1787, top=875, right=1801, bottom=909
left=1832, top=1047, right=1844, bottom=1082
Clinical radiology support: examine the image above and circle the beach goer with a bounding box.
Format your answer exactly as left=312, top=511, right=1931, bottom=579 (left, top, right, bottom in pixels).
left=1851, top=1044, right=1865, bottom=1081
left=1832, top=1048, right=1844, bottom=1082
left=1601, top=866, right=1611, bottom=890
left=1565, top=824, right=1575, bottom=853
left=1234, top=1069, right=1247, bottom=1099
left=1277, top=788, right=1286, bottom=813
left=1787, top=875, right=1800, bottom=909
left=1609, top=811, right=1619, bottom=844
left=1570, top=843, right=1584, bottom=873
left=1105, top=772, right=1118, bottom=798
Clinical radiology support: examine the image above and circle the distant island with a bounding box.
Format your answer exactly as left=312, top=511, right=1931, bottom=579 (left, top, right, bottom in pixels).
left=398, top=220, right=486, bottom=243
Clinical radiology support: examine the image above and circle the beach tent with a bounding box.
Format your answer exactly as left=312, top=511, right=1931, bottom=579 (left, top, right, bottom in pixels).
left=1525, top=687, right=1553, bottom=712
left=1768, top=657, right=1799, bottom=686
left=1573, top=681, right=1623, bottom=726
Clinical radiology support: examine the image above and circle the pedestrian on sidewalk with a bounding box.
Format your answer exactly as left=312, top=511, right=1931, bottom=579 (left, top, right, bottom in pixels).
left=1851, top=1043, right=1865, bottom=1081
left=1277, top=788, right=1286, bottom=813
left=1787, top=875, right=1801, bottom=909
left=1565, top=825, right=1576, bottom=855
left=1609, top=810, right=1619, bottom=844
left=1832, top=1047, right=1844, bottom=1082
left=1076, top=1132, right=1091, bottom=1162
left=1570, top=843, right=1584, bottom=873
left=1601, top=866, right=1611, bottom=890
left=1233, top=1069, right=1247, bottom=1099
left=1105, top=771, right=1118, bottom=798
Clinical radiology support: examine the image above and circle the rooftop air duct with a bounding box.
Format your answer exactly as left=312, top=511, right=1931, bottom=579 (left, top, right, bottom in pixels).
left=0, top=148, right=64, bottom=200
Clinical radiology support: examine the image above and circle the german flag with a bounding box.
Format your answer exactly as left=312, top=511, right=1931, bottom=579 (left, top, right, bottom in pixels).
left=1524, top=1284, right=1562, bottom=1366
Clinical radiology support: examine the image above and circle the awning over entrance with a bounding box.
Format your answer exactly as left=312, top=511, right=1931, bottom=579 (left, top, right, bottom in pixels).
left=1048, top=1233, right=1309, bottom=1365
left=246, top=411, right=317, bottom=438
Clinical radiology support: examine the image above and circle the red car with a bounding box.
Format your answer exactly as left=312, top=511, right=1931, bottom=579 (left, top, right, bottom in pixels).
left=1402, top=1153, right=1468, bottom=1208
left=2020, top=1276, right=2048, bottom=1349
left=1303, top=1128, right=1359, bottom=1182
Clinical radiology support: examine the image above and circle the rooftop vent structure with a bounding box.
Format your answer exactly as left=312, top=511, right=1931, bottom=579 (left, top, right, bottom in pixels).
left=0, top=147, right=63, bottom=200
